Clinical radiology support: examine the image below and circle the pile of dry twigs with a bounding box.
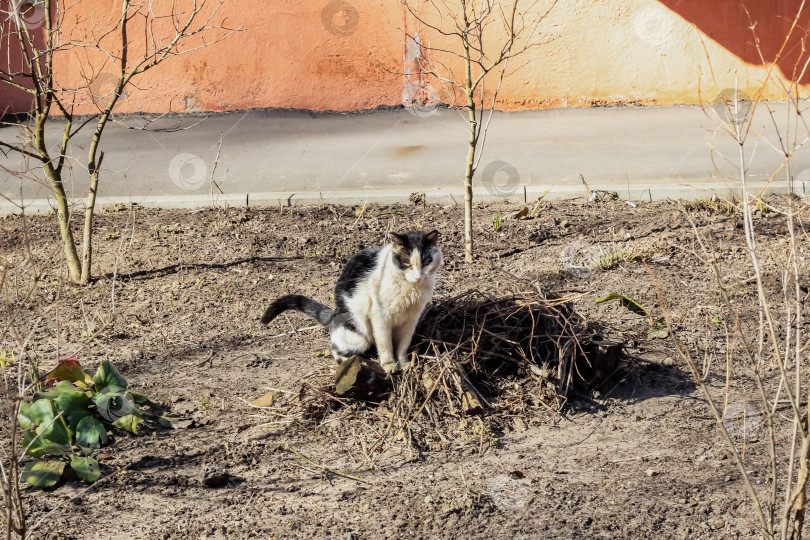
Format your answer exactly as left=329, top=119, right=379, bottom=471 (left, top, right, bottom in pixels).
left=412, top=287, right=592, bottom=407
left=255, top=283, right=606, bottom=459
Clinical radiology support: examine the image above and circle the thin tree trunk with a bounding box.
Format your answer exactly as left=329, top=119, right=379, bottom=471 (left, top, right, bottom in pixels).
left=81, top=96, right=119, bottom=286
left=51, top=180, right=81, bottom=282
left=464, top=94, right=476, bottom=263
left=462, top=27, right=476, bottom=263
left=35, top=114, right=81, bottom=281
left=80, top=1, right=128, bottom=284
left=81, top=118, right=109, bottom=285
left=79, top=169, right=100, bottom=284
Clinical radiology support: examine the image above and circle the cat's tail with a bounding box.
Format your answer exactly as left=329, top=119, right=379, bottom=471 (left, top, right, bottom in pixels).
left=260, top=295, right=334, bottom=326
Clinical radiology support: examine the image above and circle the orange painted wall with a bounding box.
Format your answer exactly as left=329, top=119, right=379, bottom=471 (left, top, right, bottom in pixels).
left=1, top=0, right=808, bottom=114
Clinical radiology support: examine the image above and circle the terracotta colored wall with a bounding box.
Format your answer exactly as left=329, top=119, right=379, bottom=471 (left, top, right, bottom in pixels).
left=1, top=0, right=808, bottom=114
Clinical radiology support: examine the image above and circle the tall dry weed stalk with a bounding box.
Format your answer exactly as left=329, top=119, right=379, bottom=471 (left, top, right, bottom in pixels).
left=654, top=5, right=810, bottom=538
left=0, top=224, right=54, bottom=538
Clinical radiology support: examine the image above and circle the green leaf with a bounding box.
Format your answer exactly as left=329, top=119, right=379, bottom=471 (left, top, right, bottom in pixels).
left=24, top=432, right=70, bottom=457
left=647, top=321, right=670, bottom=340
left=34, top=380, right=81, bottom=401
left=35, top=418, right=73, bottom=448
left=131, top=393, right=160, bottom=410
left=22, top=431, right=71, bottom=458
left=112, top=414, right=144, bottom=435
left=93, top=387, right=135, bottom=422
left=30, top=399, right=72, bottom=447
left=18, top=402, right=35, bottom=430
left=70, top=457, right=101, bottom=483
left=22, top=431, right=36, bottom=454
left=595, top=293, right=648, bottom=317
left=76, top=416, right=108, bottom=450
left=92, top=360, right=127, bottom=392
left=55, top=391, right=92, bottom=427
left=648, top=327, right=669, bottom=339
left=22, top=460, right=65, bottom=488
left=29, top=399, right=54, bottom=426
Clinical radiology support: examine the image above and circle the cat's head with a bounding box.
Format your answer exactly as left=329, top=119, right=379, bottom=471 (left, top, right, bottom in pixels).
left=391, top=230, right=442, bottom=283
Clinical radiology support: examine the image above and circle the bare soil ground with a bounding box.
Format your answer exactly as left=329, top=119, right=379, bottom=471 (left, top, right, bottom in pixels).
left=1, top=196, right=807, bottom=539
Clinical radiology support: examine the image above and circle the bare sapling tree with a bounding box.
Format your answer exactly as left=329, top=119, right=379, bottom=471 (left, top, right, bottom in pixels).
left=400, top=0, right=556, bottom=262
left=655, top=4, right=810, bottom=538
left=0, top=0, right=239, bottom=284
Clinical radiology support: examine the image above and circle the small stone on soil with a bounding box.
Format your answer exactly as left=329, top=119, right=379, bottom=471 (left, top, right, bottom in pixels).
left=200, top=466, right=231, bottom=487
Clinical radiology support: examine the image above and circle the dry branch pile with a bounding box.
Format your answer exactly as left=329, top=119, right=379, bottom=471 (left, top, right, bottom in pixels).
left=412, top=288, right=592, bottom=406
left=255, top=284, right=611, bottom=459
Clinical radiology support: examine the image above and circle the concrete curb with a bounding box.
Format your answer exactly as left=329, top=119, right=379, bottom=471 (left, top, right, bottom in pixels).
left=1, top=179, right=805, bottom=216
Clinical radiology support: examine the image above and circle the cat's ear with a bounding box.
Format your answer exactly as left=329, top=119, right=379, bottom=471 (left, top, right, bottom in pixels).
left=391, top=232, right=408, bottom=247
left=425, top=230, right=439, bottom=246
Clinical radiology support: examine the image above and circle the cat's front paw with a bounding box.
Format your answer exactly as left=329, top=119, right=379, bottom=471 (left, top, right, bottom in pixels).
left=397, top=355, right=412, bottom=372
left=380, top=355, right=397, bottom=374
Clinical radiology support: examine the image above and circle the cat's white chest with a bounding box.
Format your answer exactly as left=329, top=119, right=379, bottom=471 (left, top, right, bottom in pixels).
left=347, top=255, right=432, bottom=325
left=379, top=276, right=431, bottom=322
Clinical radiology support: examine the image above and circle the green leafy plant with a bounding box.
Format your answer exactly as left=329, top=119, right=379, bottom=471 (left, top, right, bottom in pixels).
left=592, top=251, right=631, bottom=272
left=18, top=357, right=171, bottom=488
left=354, top=202, right=368, bottom=219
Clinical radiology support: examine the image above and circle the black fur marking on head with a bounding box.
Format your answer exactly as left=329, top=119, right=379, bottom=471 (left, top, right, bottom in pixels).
left=424, top=230, right=439, bottom=246
left=390, top=233, right=411, bottom=271
left=391, top=247, right=410, bottom=271
left=391, top=233, right=408, bottom=247
left=388, top=230, right=441, bottom=271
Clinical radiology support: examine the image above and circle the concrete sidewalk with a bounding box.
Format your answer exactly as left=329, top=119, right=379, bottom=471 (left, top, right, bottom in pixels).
left=0, top=105, right=807, bottom=215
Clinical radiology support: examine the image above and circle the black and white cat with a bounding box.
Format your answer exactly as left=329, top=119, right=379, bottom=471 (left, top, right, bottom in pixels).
left=260, top=230, right=442, bottom=373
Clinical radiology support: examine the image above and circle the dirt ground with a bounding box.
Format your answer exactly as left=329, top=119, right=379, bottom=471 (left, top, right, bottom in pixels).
left=1, top=195, right=808, bottom=539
